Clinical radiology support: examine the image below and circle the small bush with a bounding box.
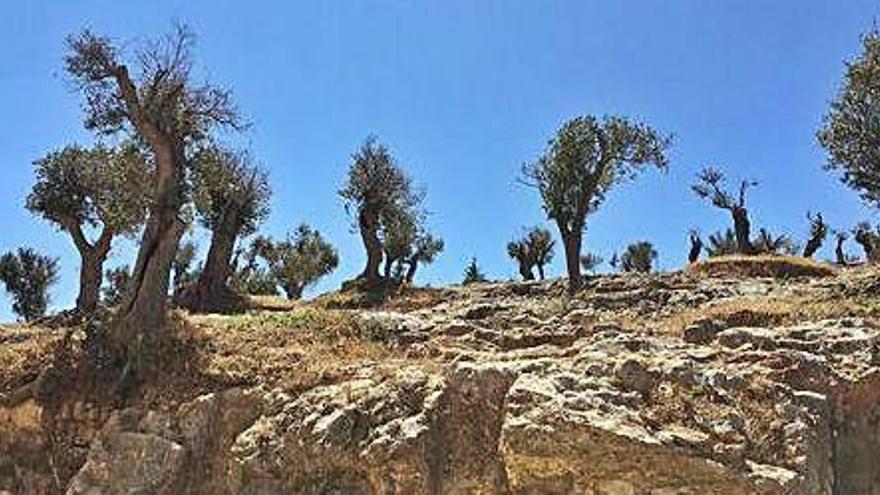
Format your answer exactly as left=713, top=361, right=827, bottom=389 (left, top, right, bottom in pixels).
left=689, top=254, right=836, bottom=279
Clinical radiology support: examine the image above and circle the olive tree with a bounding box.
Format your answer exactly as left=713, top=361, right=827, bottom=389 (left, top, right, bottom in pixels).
left=687, top=230, right=703, bottom=264
left=260, top=225, right=339, bottom=300
left=526, top=227, right=554, bottom=280
left=65, top=25, right=242, bottom=373
left=339, top=137, right=424, bottom=288
left=818, top=28, right=880, bottom=207
left=26, top=143, right=149, bottom=313
left=178, top=146, right=270, bottom=312
left=229, top=237, right=279, bottom=296
left=403, top=232, right=444, bottom=284
left=580, top=252, right=604, bottom=273
left=462, top=257, right=487, bottom=285
left=692, top=167, right=757, bottom=254
left=753, top=228, right=798, bottom=255
left=833, top=230, right=852, bottom=266
left=506, top=239, right=534, bottom=281
left=523, top=115, right=670, bottom=292
left=706, top=229, right=738, bottom=257
left=618, top=241, right=657, bottom=273
left=853, top=222, right=880, bottom=262
left=507, top=227, right=554, bottom=281
left=171, top=240, right=199, bottom=295
left=0, top=248, right=59, bottom=322
left=802, top=212, right=828, bottom=258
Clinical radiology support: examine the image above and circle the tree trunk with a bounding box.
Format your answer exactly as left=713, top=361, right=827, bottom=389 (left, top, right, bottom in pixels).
left=836, top=238, right=847, bottom=266
left=558, top=223, right=583, bottom=293
left=536, top=263, right=546, bottom=281
left=803, top=237, right=823, bottom=258
left=178, top=224, right=241, bottom=313
left=404, top=260, right=418, bottom=284
left=114, top=144, right=185, bottom=378
left=358, top=209, right=383, bottom=286
left=383, top=255, right=395, bottom=285
left=688, top=236, right=703, bottom=264
left=519, top=262, right=534, bottom=281
left=731, top=207, right=754, bottom=255
left=282, top=282, right=304, bottom=300
left=69, top=224, right=113, bottom=314
left=77, top=253, right=104, bottom=314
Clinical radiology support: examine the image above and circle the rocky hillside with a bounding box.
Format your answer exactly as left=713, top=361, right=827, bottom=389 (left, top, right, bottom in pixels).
left=3, top=260, right=880, bottom=494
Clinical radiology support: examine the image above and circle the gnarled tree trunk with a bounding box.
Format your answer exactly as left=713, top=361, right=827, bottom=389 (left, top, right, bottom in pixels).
left=358, top=209, right=383, bottom=286
left=69, top=224, right=113, bottom=314
left=404, top=260, right=418, bottom=285
left=558, top=222, right=583, bottom=293
left=836, top=237, right=847, bottom=266
left=77, top=253, right=104, bottom=314
left=731, top=207, right=754, bottom=255
left=178, top=221, right=243, bottom=314
left=282, top=282, right=304, bottom=300
left=114, top=141, right=185, bottom=377
left=688, top=235, right=703, bottom=264
left=536, top=263, right=546, bottom=281
left=517, top=261, right=534, bottom=281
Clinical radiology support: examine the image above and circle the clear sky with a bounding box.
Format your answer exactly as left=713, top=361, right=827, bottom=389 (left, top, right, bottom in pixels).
left=1, top=1, right=878, bottom=321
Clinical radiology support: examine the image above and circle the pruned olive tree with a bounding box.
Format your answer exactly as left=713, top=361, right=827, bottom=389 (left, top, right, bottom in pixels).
left=178, top=146, right=270, bottom=312
left=687, top=230, right=703, bottom=264
left=706, top=229, right=738, bottom=257
left=618, top=241, right=657, bottom=273
left=506, top=239, right=534, bottom=281
left=692, top=167, right=757, bottom=255
left=853, top=222, right=880, bottom=262
left=833, top=230, right=851, bottom=266
left=522, top=115, right=670, bottom=292
left=507, top=226, right=555, bottom=281
left=0, top=248, right=59, bottom=322
left=339, top=137, right=424, bottom=289
left=818, top=28, right=880, bottom=208
left=526, top=227, right=554, bottom=280
left=27, top=143, right=149, bottom=313
left=753, top=228, right=798, bottom=255
left=65, top=25, right=243, bottom=375
left=802, top=212, right=828, bottom=258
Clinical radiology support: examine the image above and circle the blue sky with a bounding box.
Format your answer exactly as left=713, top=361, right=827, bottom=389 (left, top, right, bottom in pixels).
left=0, top=1, right=878, bottom=321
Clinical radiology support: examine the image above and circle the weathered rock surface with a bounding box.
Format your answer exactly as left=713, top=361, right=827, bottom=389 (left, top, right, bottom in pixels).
left=3, top=268, right=880, bottom=493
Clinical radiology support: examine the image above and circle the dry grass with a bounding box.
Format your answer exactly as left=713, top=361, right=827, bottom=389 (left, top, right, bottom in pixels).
left=314, top=285, right=453, bottom=312
left=0, top=325, right=61, bottom=393
left=247, top=295, right=301, bottom=312
left=187, top=307, right=397, bottom=393
left=689, top=255, right=836, bottom=279
left=622, top=296, right=880, bottom=337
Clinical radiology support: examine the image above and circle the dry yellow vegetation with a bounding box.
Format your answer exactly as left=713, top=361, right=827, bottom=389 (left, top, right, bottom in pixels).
left=689, top=254, right=837, bottom=278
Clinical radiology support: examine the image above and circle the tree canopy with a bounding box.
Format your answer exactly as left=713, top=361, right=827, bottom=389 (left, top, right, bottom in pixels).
left=27, top=142, right=150, bottom=312
left=260, top=225, right=339, bottom=300
left=523, top=115, right=670, bottom=290
left=0, top=248, right=59, bottom=321
left=618, top=241, right=657, bottom=273
left=818, top=28, right=880, bottom=207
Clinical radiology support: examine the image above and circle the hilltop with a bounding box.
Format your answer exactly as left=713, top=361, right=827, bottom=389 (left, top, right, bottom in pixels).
left=2, top=258, right=880, bottom=493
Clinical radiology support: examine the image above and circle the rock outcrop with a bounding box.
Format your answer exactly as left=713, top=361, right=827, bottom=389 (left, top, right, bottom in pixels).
left=3, top=268, right=880, bottom=493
